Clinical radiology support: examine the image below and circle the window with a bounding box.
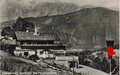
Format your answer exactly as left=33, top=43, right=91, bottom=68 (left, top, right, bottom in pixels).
left=24, top=52, right=28, bottom=56
left=40, top=51, right=43, bottom=54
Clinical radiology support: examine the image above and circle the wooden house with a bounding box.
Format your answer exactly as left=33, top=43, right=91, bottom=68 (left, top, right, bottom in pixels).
left=13, top=31, right=66, bottom=58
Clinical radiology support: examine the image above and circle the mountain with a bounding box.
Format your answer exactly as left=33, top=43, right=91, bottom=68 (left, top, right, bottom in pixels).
left=1, top=2, right=80, bottom=22
left=1, top=7, right=119, bottom=49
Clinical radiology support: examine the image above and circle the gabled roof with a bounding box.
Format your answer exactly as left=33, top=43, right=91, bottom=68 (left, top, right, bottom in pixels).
left=15, top=31, right=60, bottom=41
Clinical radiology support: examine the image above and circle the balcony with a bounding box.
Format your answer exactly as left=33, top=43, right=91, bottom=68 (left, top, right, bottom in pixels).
left=22, top=44, right=60, bottom=46
left=21, top=43, right=66, bottom=49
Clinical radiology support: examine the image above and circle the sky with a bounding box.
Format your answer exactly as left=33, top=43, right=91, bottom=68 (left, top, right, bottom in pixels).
left=0, top=0, right=119, bottom=22
left=2, top=0, right=117, bottom=10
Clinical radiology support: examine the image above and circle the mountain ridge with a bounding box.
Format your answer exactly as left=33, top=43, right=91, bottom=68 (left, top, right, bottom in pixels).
left=1, top=7, right=119, bottom=49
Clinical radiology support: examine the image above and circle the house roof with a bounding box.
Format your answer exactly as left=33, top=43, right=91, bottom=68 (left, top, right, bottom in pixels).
left=15, top=31, right=60, bottom=41
left=56, top=56, right=79, bottom=61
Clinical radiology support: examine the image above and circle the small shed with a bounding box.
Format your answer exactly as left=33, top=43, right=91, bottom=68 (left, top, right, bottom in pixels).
left=55, top=56, right=79, bottom=68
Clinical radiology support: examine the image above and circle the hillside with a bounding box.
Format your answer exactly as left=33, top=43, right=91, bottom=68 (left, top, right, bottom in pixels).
left=0, top=50, right=73, bottom=75
left=1, top=7, right=119, bottom=49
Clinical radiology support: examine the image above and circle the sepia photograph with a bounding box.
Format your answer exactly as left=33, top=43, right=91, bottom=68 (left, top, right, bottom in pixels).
left=0, top=0, right=119, bottom=75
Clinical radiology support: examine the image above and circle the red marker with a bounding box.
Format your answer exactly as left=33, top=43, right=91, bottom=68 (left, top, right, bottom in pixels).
left=106, top=46, right=114, bottom=57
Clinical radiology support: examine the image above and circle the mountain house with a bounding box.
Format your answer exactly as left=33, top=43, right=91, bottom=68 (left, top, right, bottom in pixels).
left=13, top=27, right=66, bottom=58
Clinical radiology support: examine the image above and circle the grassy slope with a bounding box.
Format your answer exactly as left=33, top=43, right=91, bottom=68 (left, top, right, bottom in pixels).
left=0, top=50, right=49, bottom=72
left=0, top=50, right=73, bottom=75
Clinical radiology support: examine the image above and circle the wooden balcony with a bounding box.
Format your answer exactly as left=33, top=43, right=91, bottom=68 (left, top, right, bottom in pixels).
left=22, top=44, right=61, bottom=46
left=21, top=44, right=66, bottom=50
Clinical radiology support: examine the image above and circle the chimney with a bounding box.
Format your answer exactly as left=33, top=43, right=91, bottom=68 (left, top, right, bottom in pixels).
left=34, top=26, right=38, bottom=35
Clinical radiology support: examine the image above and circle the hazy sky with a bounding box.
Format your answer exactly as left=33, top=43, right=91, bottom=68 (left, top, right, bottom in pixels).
left=0, top=0, right=118, bottom=10
left=0, top=0, right=119, bottom=22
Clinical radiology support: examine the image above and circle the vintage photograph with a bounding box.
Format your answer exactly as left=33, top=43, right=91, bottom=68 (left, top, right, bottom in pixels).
left=0, top=0, right=119, bottom=75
